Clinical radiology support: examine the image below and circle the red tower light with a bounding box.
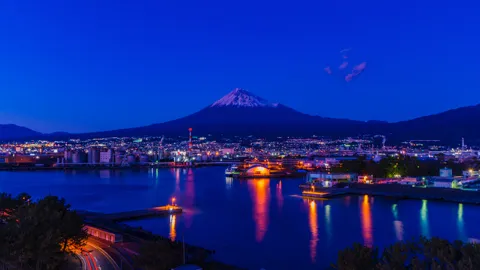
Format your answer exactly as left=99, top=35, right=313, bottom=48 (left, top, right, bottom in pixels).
left=188, top=128, right=193, bottom=153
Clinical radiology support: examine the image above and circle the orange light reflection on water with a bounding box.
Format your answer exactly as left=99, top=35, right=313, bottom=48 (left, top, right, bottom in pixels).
left=308, top=200, right=319, bottom=263
left=169, top=214, right=176, bottom=241
left=248, top=179, right=270, bottom=242
left=360, top=195, right=373, bottom=247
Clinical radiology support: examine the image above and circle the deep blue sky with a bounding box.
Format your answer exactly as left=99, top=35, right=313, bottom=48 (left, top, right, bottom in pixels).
left=1, top=0, right=478, bottom=133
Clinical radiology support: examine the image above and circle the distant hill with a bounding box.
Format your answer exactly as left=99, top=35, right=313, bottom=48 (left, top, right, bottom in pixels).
left=0, top=124, right=41, bottom=140
left=386, top=105, right=480, bottom=144
left=2, top=88, right=479, bottom=145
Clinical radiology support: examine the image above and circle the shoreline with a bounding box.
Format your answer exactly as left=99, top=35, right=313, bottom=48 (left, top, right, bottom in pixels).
left=0, top=163, right=231, bottom=171
left=302, top=183, right=480, bottom=205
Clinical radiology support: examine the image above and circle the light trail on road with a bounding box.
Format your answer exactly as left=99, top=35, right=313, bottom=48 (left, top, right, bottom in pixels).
left=87, top=239, right=121, bottom=270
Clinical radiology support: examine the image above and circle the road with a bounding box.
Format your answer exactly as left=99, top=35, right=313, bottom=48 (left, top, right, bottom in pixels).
left=78, top=238, right=125, bottom=270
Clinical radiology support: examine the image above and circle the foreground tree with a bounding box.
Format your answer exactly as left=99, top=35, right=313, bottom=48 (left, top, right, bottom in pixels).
left=334, top=243, right=379, bottom=270
left=134, top=239, right=183, bottom=270
left=0, top=193, right=87, bottom=269
left=134, top=237, right=217, bottom=270
left=334, top=237, right=480, bottom=270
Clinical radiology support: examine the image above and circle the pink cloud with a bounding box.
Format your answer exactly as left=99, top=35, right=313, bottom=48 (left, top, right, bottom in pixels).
left=339, top=61, right=348, bottom=70
left=345, top=62, right=367, bottom=82
left=324, top=66, right=332, bottom=74
left=353, top=62, right=367, bottom=72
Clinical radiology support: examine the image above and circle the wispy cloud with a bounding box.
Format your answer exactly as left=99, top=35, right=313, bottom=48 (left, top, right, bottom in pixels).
left=339, top=61, right=348, bottom=70
left=324, top=66, right=332, bottom=74
left=345, top=73, right=354, bottom=82
left=353, top=62, right=367, bottom=72
left=345, top=62, right=367, bottom=81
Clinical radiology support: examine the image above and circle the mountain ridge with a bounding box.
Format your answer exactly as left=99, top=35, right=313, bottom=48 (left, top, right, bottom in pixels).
left=0, top=124, right=41, bottom=140
left=1, top=89, right=479, bottom=144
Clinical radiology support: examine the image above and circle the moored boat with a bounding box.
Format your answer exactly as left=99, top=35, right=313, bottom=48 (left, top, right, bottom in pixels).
left=225, top=165, right=240, bottom=176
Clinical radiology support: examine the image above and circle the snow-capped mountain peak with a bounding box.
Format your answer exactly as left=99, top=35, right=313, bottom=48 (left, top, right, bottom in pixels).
left=211, top=88, right=278, bottom=108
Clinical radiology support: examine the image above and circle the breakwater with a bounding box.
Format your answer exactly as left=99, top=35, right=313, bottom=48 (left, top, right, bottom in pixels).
left=303, top=183, right=480, bottom=204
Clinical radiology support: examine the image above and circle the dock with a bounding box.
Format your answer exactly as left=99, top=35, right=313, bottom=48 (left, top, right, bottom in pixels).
left=102, top=205, right=182, bottom=222
left=300, top=183, right=480, bottom=205
left=302, top=189, right=349, bottom=199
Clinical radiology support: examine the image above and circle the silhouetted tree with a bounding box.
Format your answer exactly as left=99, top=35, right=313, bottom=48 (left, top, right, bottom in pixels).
left=334, top=243, right=379, bottom=270
left=134, top=239, right=183, bottom=270
left=0, top=193, right=87, bottom=269
left=334, top=237, right=480, bottom=270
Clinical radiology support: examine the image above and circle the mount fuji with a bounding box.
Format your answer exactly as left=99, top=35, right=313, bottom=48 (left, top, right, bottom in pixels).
left=210, top=88, right=279, bottom=108
left=79, top=88, right=369, bottom=139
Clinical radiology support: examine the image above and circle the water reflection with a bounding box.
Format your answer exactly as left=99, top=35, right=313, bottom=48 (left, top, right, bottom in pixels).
left=392, top=204, right=398, bottom=219
left=248, top=179, right=270, bottom=242
left=169, top=214, right=176, bottom=241
left=184, top=169, right=195, bottom=228
left=99, top=170, right=111, bottom=179
left=420, top=200, right=430, bottom=238
left=343, top=196, right=351, bottom=206
left=276, top=181, right=283, bottom=212
left=325, top=204, right=332, bottom=243
left=360, top=195, right=373, bottom=247
left=458, top=203, right=465, bottom=240
left=392, top=204, right=403, bottom=241
left=170, top=168, right=181, bottom=192
left=225, top=177, right=233, bottom=190
left=393, top=221, right=404, bottom=241
left=308, top=201, right=318, bottom=263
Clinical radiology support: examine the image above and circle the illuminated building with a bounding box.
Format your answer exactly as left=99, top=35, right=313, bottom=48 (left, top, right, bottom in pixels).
left=84, top=225, right=123, bottom=243
left=307, top=172, right=357, bottom=187
left=246, top=165, right=270, bottom=176
left=99, top=149, right=113, bottom=163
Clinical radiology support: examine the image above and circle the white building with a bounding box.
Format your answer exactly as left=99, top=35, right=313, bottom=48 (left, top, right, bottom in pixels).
left=99, top=149, right=112, bottom=164
left=463, top=170, right=480, bottom=178
left=432, top=178, right=457, bottom=188
left=439, top=168, right=453, bottom=178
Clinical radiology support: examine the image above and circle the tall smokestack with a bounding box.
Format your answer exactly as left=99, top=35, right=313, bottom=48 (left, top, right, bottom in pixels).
left=188, top=128, right=193, bottom=153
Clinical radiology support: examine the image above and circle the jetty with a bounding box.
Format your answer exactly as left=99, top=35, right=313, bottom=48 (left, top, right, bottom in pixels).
left=301, top=189, right=350, bottom=199
left=101, top=205, right=182, bottom=222
left=300, top=183, right=480, bottom=204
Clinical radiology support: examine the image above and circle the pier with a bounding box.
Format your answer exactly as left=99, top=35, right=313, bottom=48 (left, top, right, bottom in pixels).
left=300, top=183, right=480, bottom=204
left=101, top=205, right=182, bottom=222
left=302, top=189, right=349, bottom=199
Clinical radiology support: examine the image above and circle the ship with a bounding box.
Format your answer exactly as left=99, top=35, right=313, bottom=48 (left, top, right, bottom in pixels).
left=225, top=165, right=240, bottom=176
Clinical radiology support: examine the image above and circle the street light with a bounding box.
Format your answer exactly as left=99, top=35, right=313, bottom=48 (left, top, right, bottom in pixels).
left=171, top=197, right=176, bottom=206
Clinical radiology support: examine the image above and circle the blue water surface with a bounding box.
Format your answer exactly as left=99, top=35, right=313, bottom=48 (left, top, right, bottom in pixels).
left=1, top=167, right=479, bottom=270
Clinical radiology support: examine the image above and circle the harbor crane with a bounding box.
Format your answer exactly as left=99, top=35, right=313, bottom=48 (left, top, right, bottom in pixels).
left=157, top=136, right=164, bottom=161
